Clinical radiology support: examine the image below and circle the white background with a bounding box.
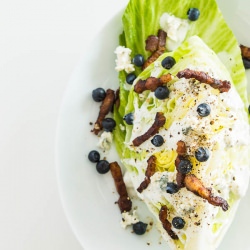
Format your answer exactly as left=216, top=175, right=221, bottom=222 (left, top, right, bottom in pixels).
left=0, top=0, right=127, bottom=249
left=0, top=0, right=249, bottom=250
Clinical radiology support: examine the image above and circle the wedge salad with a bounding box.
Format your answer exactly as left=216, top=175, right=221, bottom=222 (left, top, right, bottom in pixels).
left=90, top=0, right=250, bottom=249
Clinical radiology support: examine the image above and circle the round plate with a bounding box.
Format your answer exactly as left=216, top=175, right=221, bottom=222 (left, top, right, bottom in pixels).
left=56, top=2, right=250, bottom=250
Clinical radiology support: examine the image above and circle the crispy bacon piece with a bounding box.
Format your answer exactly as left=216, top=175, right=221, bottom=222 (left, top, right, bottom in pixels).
left=176, top=140, right=187, bottom=156
left=92, top=89, right=115, bottom=135
left=240, top=44, right=250, bottom=59
left=175, top=141, right=188, bottom=188
left=184, top=174, right=229, bottom=211
left=159, top=205, right=179, bottom=240
left=143, top=29, right=167, bottom=70
left=145, top=77, right=162, bottom=91
left=177, top=68, right=231, bottom=93
left=137, top=155, right=156, bottom=193
left=143, top=48, right=166, bottom=70
left=134, top=77, right=161, bottom=93
left=159, top=73, right=172, bottom=84
left=175, top=155, right=186, bottom=189
left=134, top=74, right=172, bottom=94
left=132, top=112, right=166, bottom=146
left=145, top=35, right=159, bottom=52
left=134, top=79, right=146, bottom=93
left=109, top=161, right=132, bottom=213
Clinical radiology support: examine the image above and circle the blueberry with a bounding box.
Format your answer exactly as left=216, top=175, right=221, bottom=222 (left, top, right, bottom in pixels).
left=132, top=221, right=148, bottom=235
left=154, top=86, right=170, bottom=100
left=88, top=150, right=100, bottom=163
left=151, top=134, right=164, bottom=147
left=187, top=8, right=200, bottom=21
left=166, top=182, right=179, bottom=194
left=132, top=54, right=145, bottom=67
left=243, top=58, right=250, bottom=69
left=197, top=103, right=211, bottom=117
left=248, top=105, right=250, bottom=114
left=126, top=73, right=136, bottom=85
left=177, top=159, right=193, bottom=174
left=195, top=147, right=210, bottom=162
left=161, top=56, right=176, bottom=69
left=123, top=112, right=134, bottom=125
left=96, top=160, right=110, bottom=174
left=101, top=118, right=116, bottom=132
left=172, top=217, right=185, bottom=229
left=92, top=88, right=106, bottom=102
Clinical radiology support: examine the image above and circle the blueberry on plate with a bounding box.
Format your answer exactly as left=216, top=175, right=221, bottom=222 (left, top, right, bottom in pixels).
left=88, top=150, right=100, bottom=163
left=166, top=182, right=179, bottom=194
left=154, top=86, right=170, bottom=100
left=92, top=88, right=106, bottom=102
left=243, top=58, right=250, bottom=69
left=187, top=8, right=200, bottom=21
left=197, top=103, right=211, bottom=117
left=123, top=112, right=134, bottom=125
left=195, top=147, right=210, bottom=162
left=161, top=56, right=176, bottom=69
left=172, top=217, right=185, bottom=229
left=96, top=160, right=110, bottom=174
left=126, top=73, right=137, bottom=85
left=132, top=54, right=144, bottom=67
left=101, top=118, right=116, bottom=132
left=151, top=134, right=164, bottom=147
left=177, top=159, right=193, bottom=174
left=133, top=221, right=148, bottom=235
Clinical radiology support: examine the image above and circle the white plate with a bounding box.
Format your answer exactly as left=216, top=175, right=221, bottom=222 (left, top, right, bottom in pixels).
left=56, top=1, right=250, bottom=250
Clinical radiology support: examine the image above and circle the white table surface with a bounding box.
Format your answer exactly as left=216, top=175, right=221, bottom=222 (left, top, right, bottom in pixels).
left=0, top=0, right=127, bottom=249
left=1, top=0, right=249, bottom=250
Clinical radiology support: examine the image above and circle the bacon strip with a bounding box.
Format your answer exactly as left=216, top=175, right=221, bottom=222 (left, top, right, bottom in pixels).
left=132, top=112, right=166, bottom=146
left=175, top=157, right=186, bottom=189
left=159, top=205, right=179, bottom=240
left=143, top=29, right=167, bottom=70
left=109, top=161, right=132, bottom=213
left=240, top=44, right=250, bottom=59
left=92, top=89, right=115, bottom=135
left=134, top=77, right=161, bottom=93
left=175, top=141, right=187, bottom=188
left=134, top=74, right=172, bottom=94
left=145, top=35, right=159, bottom=52
left=176, top=140, right=187, bottom=156
left=177, top=68, right=231, bottom=93
left=137, top=155, right=156, bottom=193
left=184, top=174, right=229, bottom=211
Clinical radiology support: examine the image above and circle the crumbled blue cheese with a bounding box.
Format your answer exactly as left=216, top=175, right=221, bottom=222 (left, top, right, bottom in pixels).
left=114, top=46, right=135, bottom=73
left=97, top=131, right=113, bottom=151
left=120, top=210, right=139, bottom=229
left=160, top=13, right=189, bottom=51
left=150, top=61, right=162, bottom=77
